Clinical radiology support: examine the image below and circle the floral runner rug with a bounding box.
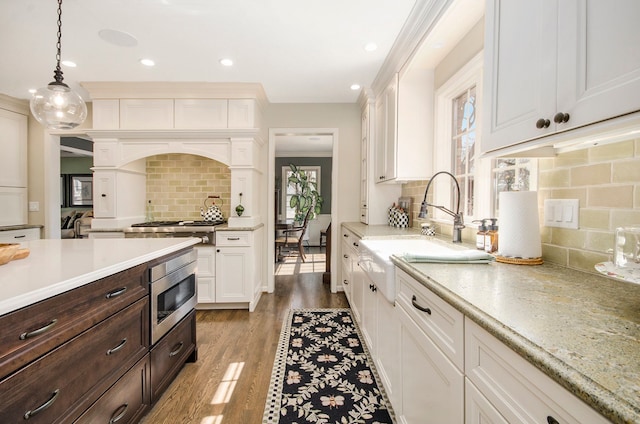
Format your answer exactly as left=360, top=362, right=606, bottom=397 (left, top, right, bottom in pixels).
left=262, top=308, right=395, bottom=424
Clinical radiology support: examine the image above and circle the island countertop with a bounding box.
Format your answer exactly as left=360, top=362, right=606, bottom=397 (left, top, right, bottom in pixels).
left=390, top=254, right=640, bottom=424
left=0, top=238, right=200, bottom=316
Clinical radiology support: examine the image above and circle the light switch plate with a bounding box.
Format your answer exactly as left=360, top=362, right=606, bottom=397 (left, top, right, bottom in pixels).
left=544, top=199, right=579, bottom=229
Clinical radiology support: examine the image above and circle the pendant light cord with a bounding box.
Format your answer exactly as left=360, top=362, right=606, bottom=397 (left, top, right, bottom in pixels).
left=53, top=0, right=64, bottom=84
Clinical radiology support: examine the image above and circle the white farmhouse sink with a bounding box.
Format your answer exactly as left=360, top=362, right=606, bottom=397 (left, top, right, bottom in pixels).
left=358, top=238, right=457, bottom=303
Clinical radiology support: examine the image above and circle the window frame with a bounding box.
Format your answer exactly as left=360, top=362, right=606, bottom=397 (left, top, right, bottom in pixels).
left=281, top=165, right=321, bottom=221
left=433, top=51, right=488, bottom=224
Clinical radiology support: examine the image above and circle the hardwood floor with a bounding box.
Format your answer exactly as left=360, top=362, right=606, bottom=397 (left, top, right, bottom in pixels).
left=140, top=271, right=349, bottom=424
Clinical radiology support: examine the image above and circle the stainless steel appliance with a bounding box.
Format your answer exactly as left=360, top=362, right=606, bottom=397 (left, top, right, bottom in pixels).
left=149, top=249, right=198, bottom=344
left=124, top=220, right=226, bottom=245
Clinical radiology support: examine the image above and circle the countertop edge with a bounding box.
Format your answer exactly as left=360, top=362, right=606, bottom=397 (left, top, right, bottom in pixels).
left=391, top=256, right=639, bottom=424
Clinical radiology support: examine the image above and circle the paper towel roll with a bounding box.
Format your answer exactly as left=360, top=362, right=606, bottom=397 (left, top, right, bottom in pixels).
left=498, top=191, right=542, bottom=258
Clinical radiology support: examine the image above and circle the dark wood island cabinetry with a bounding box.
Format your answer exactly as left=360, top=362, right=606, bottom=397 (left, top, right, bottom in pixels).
left=0, top=245, right=197, bottom=424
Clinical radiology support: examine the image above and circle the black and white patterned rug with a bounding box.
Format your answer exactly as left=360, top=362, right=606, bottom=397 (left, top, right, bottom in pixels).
left=263, top=308, right=395, bottom=424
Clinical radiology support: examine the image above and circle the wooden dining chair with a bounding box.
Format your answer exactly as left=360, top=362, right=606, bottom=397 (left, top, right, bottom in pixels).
left=275, top=209, right=312, bottom=262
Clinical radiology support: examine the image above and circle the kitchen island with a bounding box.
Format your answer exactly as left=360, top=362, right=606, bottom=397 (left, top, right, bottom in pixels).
left=0, top=237, right=200, bottom=423
left=342, top=222, right=640, bottom=424
left=0, top=237, right=200, bottom=315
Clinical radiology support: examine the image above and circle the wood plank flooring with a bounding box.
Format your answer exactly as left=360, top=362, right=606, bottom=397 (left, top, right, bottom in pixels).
left=140, top=270, right=349, bottom=424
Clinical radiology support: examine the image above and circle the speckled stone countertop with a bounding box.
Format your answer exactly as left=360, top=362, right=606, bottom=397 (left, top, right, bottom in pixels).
left=341, top=222, right=640, bottom=423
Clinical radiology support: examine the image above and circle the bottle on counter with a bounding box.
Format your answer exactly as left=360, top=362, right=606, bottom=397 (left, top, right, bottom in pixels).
left=484, top=218, right=499, bottom=253
left=146, top=200, right=154, bottom=222
left=472, top=219, right=488, bottom=250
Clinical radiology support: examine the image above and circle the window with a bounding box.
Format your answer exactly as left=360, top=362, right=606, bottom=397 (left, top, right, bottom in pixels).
left=491, top=158, right=537, bottom=216
left=434, top=52, right=536, bottom=225
left=281, top=166, right=320, bottom=220
left=452, top=86, right=477, bottom=217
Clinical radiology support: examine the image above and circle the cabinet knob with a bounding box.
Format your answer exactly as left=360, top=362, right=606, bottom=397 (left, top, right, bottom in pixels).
left=101, top=193, right=107, bottom=197
left=535, top=118, right=551, bottom=129
left=546, top=416, right=560, bottom=424
left=553, top=112, right=570, bottom=124
left=344, top=254, right=349, bottom=259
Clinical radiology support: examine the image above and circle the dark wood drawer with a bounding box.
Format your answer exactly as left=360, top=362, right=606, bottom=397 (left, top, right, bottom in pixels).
left=0, top=263, right=148, bottom=379
left=0, top=298, right=149, bottom=424
left=75, top=355, right=150, bottom=424
left=150, top=310, right=196, bottom=402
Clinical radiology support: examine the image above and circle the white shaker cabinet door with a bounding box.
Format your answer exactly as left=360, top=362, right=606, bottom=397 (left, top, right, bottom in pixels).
left=0, top=109, right=27, bottom=188
left=215, top=246, right=250, bottom=303
left=397, top=304, right=464, bottom=424
left=556, top=0, right=640, bottom=131
left=483, top=0, right=558, bottom=153
left=93, top=172, right=116, bottom=218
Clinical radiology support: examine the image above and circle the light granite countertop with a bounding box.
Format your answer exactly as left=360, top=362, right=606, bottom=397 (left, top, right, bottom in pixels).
left=342, top=222, right=640, bottom=424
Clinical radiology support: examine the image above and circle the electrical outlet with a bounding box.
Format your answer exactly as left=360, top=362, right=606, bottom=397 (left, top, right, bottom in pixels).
left=543, top=199, right=579, bottom=229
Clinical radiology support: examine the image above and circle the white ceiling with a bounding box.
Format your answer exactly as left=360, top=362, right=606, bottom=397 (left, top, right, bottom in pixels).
left=0, top=0, right=417, bottom=103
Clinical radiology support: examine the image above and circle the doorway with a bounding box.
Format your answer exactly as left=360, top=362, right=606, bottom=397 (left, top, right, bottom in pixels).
left=266, top=128, right=338, bottom=294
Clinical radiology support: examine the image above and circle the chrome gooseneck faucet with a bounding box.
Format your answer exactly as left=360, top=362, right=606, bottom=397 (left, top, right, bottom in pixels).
left=417, top=171, right=465, bottom=243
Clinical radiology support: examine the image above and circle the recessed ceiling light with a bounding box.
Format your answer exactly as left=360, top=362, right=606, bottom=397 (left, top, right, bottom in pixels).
left=219, top=58, right=233, bottom=67
left=98, top=29, right=138, bottom=47
left=364, top=42, right=378, bottom=52
left=61, top=60, right=77, bottom=67
left=140, top=58, right=155, bottom=67
left=350, top=84, right=361, bottom=91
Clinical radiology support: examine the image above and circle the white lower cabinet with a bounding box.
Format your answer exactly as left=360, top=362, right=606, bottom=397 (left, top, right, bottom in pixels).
left=195, top=245, right=215, bottom=304
left=397, top=291, right=464, bottom=424
left=465, top=318, right=610, bottom=424
left=213, top=229, right=263, bottom=311
left=361, top=273, right=378, bottom=355
left=465, top=378, right=508, bottom=424
left=0, top=227, right=40, bottom=244
left=375, top=294, right=400, bottom=410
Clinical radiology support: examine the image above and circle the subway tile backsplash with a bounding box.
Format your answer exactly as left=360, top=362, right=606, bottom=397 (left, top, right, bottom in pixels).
left=401, top=138, right=640, bottom=275
left=145, top=153, right=231, bottom=221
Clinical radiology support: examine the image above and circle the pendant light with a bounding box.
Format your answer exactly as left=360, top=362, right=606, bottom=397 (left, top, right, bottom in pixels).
left=30, top=0, right=87, bottom=130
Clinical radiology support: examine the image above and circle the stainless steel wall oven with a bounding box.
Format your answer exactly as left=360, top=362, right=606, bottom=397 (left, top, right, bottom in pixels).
left=149, top=249, right=197, bottom=344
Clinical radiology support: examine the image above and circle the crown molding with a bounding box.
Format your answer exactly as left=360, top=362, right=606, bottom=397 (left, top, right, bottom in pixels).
left=81, top=82, right=269, bottom=108
left=0, top=93, right=29, bottom=115
left=371, top=0, right=454, bottom=96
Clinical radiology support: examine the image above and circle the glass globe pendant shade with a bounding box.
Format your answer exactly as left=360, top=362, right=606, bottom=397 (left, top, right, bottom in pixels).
left=30, top=81, right=87, bottom=130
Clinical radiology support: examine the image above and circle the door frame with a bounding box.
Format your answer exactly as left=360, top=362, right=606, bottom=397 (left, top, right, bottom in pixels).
left=266, top=128, right=339, bottom=294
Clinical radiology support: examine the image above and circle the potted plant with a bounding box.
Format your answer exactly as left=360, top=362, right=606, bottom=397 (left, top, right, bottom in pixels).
left=287, top=164, right=323, bottom=223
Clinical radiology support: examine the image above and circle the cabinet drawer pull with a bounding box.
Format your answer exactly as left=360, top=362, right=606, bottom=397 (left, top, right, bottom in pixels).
left=411, top=295, right=431, bottom=315
left=546, top=416, right=560, bottom=424
left=106, top=338, right=128, bottom=355
left=24, top=389, right=59, bottom=419
left=343, top=279, right=349, bottom=285
left=109, top=403, right=129, bottom=423
left=19, top=319, right=58, bottom=340
left=169, top=341, right=185, bottom=357
left=343, top=254, right=349, bottom=259
left=101, top=193, right=107, bottom=197
left=105, top=287, right=127, bottom=299
left=343, top=234, right=348, bottom=238
left=227, top=237, right=240, bottom=241
left=353, top=242, right=359, bottom=247
left=14, top=234, right=26, bottom=238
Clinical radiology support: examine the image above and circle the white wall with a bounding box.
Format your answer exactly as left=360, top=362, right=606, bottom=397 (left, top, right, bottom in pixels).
left=264, top=103, right=362, bottom=226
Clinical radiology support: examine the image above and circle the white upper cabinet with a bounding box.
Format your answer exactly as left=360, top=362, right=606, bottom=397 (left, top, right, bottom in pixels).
left=375, top=70, right=434, bottom=183
left=0, top=108, right=27, bottom=188
left=483, top=0, right=640, bottom=154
